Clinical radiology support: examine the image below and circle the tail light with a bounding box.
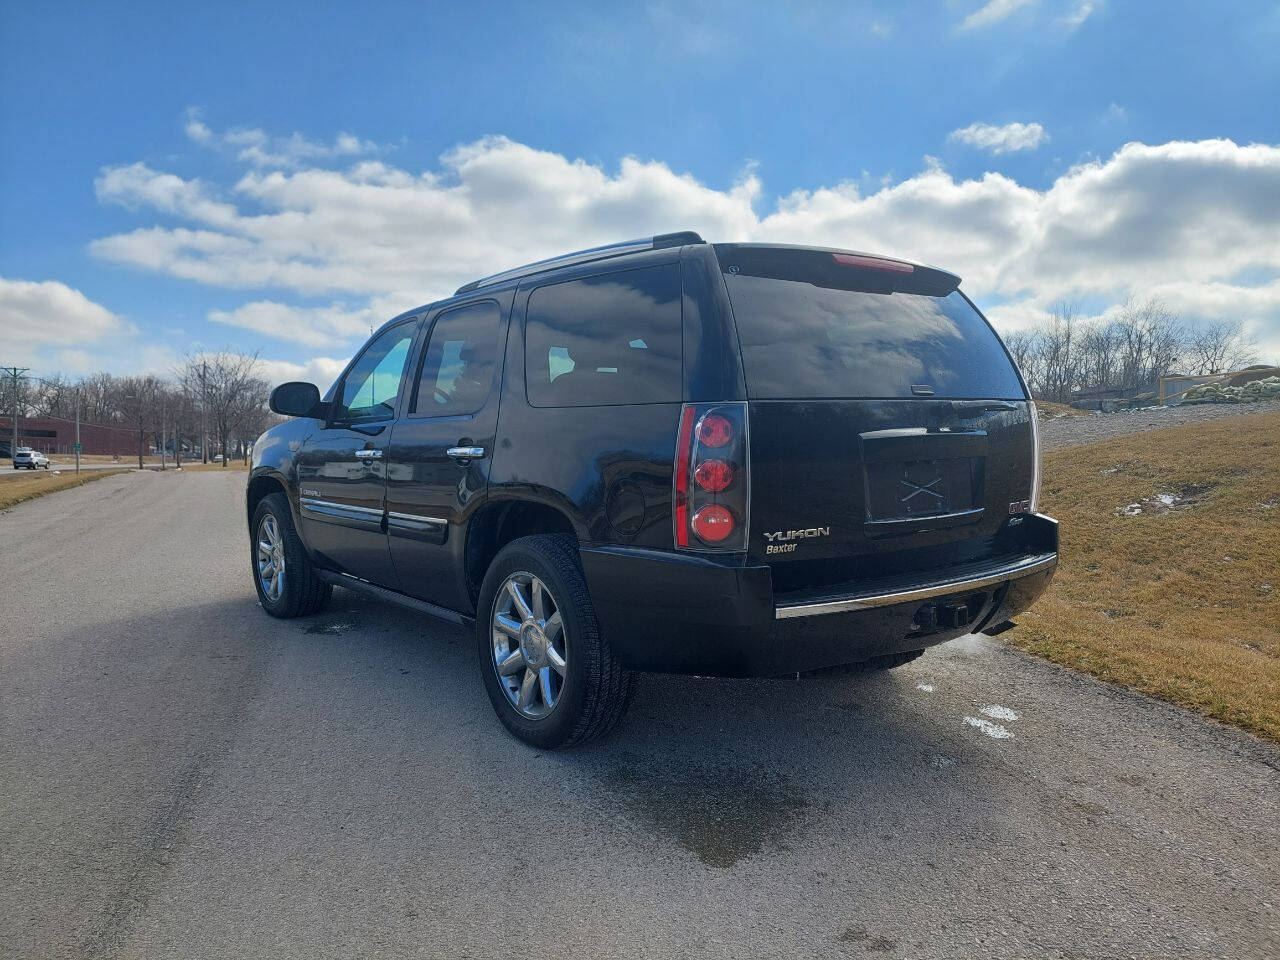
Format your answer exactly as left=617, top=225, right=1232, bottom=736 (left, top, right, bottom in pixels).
left=673, top=401, right=749, bottom=551
left=1028, top=401, right=1042, bottom=512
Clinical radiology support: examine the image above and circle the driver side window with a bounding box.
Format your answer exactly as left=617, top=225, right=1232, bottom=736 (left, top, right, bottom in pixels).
left=334, top=322, right=417, bottom=422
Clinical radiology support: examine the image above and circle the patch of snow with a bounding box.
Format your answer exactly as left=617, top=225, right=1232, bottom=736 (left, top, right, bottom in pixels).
left=964, top=716, right=1013, bottom=739
left=916, top=683, right=935, bottom=693
left=980, top=705, right=1019, bottom=721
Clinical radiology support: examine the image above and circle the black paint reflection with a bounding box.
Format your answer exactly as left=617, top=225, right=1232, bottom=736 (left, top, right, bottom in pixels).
left=727, top=277, right=1025, bottom=400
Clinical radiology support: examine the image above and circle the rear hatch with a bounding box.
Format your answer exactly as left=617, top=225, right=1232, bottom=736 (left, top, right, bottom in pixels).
left=715, top=244, right=1037, bottom=596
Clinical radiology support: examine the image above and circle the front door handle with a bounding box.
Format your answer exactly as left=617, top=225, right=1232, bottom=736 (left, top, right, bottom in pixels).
left=446, top=446, right=486, bottom=461
left=354, top=448, right=383, bottom=460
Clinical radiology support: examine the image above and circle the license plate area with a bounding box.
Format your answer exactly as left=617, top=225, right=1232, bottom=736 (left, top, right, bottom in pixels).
left=865, top=457, right=982, bottom=521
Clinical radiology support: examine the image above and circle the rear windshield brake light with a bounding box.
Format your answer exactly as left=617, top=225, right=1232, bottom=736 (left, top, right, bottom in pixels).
left=832, top=253, right=914, bottom=274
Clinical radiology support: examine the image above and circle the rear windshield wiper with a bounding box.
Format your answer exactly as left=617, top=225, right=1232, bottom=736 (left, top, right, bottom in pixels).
left=951, top=400, right=1020, bottom=418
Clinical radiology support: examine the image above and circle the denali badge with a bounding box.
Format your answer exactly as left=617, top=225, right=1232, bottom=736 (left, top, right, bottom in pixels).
left=763, top=527, right=830, bottom=555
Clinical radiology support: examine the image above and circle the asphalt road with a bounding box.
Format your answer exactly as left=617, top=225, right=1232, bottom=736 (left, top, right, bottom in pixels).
left=2, top=472, right=1278, bottom=960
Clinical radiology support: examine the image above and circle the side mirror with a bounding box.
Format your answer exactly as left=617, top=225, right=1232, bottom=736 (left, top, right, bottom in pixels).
left=269, top=381, right=323, bottom=418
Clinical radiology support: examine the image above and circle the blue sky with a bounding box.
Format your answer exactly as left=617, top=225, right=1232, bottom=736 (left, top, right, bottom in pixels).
left=3, top=0, right=1279, bottom=383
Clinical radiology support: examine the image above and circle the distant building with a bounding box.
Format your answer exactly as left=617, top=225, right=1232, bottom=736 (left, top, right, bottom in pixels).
left=0, top=415, right=136, bottom=457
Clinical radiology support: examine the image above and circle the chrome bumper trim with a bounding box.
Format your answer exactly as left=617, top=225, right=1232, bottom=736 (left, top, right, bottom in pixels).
left=774, top=552, right=1058, bottom=619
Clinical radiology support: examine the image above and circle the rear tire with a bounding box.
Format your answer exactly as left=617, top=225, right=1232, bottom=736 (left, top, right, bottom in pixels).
left=476, top=535, right=633, bottom=749
left=250, top=492, right=331, bottom=618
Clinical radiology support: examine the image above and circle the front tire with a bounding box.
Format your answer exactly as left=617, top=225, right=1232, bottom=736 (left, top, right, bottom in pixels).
left=476, top=535, right=633, bottom=749
left=250, top=492, right=331, bottom=618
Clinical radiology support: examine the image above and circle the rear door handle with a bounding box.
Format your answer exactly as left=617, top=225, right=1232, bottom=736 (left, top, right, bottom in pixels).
left=446, top=446, right=486, bottom=461
left=354, top=449, right=383, bottom=460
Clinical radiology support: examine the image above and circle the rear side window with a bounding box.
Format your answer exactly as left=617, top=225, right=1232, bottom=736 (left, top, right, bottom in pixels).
left=525, top=264, right=682, bottom=407
left=719, top=248, right=1025, bottom=400
left=412, top=301, right=501, bottom=416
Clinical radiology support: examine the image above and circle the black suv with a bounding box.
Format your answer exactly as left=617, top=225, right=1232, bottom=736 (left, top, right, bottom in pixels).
left=248, top=233, right=1058, bottom=748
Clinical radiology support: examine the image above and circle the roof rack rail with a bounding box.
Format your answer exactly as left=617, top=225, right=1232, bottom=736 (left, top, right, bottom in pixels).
left=454, top=231, right=704, bottom=295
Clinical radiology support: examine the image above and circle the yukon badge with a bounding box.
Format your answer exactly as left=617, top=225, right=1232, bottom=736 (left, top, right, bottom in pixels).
left=763, top=526, right=830, bottom=555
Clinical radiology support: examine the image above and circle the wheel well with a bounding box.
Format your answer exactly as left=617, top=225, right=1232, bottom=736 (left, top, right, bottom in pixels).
left=246, top=474, right=286, bottom=528
left=466, top=500, right=577, bottom=603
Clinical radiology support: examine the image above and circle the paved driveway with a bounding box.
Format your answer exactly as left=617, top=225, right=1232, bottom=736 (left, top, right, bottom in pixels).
left=2, top=471, right=1277, bottom=959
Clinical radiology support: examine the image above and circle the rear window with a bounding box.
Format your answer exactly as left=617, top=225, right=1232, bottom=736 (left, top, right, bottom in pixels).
left=525, top=264, right=682, bottom=407
left=718, top=247, right=1025, bottom=400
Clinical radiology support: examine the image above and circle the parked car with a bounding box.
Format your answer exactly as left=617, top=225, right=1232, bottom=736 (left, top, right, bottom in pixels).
left=247, top=233, right=1059, bottom=748
left=12, top=447, right=50, bottom=470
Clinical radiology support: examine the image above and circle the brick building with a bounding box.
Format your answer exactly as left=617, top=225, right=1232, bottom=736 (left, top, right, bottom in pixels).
left=0, top=415, right=136, bottom=457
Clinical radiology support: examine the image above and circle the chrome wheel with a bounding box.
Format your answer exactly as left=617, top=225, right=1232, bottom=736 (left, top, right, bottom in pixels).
left=256, top=513, right=286, bottom=603
left=491, top=571, right=567, bottom=720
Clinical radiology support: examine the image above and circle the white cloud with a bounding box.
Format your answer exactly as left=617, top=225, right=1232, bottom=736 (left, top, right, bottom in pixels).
left=88, top=131, right=1280, bottom=366
left=949, top=121, right=1048, bottom=154
left=256, top=355, right=349, bottom=390
left=209, top=297, right=402, bottom=348
left=0, top=277, right=127, bottom=366
left=182, top=107, right=380, bottom=169
left=960, top=0, right=1037, bottom=31
left=1057, top=0, right=1101, bottom=31
left=0, top=278, right=193, bottom=377
left=91, top=136, right=761, bottom=302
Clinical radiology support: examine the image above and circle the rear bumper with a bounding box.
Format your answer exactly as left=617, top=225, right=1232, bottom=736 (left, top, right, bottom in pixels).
left=580, top=514, right=1058, bottom=677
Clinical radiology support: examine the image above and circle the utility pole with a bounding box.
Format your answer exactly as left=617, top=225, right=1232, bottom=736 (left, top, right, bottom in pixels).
left=200, top=361, right=208, bottom=464
left=3, top=366, right=29, bottom=461
left=174, top=388, right=182, bottom=469
left=75, top=387, right=81, bottom=475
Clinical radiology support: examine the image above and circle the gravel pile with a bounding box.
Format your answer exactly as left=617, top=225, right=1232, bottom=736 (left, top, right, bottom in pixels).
left=1039, top=400, right=1279, bottom=451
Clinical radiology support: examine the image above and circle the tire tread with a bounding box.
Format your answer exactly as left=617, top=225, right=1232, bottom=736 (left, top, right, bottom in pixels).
left=254, top=492, right=331, bottom=618
left=478, top=534, right=633, bottom=747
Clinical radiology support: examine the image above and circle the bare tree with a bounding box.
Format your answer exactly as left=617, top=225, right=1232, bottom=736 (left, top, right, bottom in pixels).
left=1002, top=330, right=1039, bottom=392
left=1036, top=302, right=1083, bottom=402
left=1002, top=295, right=1209, bottom=403
left=1079, top=320, right=1120, bottom=393
left=27, top=374, right=74, bottom=418
left=116, top=374, right=164, bottom=469
left=1184, top=319, right=1257, bottom=375
left=181, top=351, right=267, bottom=467
left=1112, top=296, right=1183, bottom=394
left=230, top=373, right=271, bottom=464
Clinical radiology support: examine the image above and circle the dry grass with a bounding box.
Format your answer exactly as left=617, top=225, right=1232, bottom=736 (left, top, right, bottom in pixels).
left=177, top=460, right=249, bottom=472
left=0, top=468, right=133, bottom=510
left=1008, top=410, right=1280, bottom=740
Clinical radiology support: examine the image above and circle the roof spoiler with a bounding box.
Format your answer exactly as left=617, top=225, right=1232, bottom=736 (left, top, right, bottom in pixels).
left=455, top=231, right=704, bottom=295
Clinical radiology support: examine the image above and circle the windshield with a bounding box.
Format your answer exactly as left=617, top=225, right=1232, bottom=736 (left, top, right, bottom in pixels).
left=718, top=248, right=1026, bottom=401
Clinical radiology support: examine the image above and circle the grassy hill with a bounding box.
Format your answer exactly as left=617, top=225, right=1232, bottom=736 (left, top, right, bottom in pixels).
left=1009, top=410, right=1280, bottom=740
